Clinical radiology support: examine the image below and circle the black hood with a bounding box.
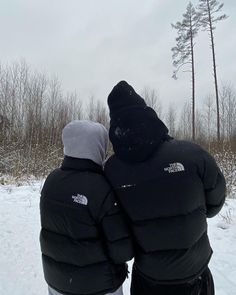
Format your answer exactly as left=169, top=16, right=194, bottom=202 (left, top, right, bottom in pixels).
left=108, top=81, right=169, bottom=162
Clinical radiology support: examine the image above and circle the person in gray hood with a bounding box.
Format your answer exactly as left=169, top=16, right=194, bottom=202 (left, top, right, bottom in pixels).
left=62, top=120, right=108, bottom=166
left=40, top=120, right=134, bottom=295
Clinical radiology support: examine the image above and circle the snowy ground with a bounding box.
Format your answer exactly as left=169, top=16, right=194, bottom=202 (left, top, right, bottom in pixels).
left=0, top=181, right=236, bottom=295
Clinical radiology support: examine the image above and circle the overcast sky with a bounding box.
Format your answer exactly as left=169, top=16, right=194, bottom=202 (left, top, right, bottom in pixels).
left=0, top=0, right=235, bottom=109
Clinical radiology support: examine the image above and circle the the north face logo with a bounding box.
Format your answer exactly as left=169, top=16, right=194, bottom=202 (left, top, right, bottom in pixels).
left=72, top=194, right=88, bottom=205
left=164, top=163, right=185, bottom=173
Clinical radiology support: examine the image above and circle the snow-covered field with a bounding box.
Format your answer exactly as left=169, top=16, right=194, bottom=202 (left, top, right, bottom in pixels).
left=0, top=181, right=236, bottom=295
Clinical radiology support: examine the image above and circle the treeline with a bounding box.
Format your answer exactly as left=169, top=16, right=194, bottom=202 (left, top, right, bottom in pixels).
left=0, top=61, right=112, bottom=177
left=0, top=61, right=235, bottom=185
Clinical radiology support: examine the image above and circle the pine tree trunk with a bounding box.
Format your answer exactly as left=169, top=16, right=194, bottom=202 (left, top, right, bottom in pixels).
left=207, top=0, right=220, bottom=142
left=190, top=19, right=195, bottom=141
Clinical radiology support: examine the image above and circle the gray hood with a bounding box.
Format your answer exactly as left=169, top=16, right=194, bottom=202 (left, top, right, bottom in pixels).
left=62, top=120, right=108, bottom=166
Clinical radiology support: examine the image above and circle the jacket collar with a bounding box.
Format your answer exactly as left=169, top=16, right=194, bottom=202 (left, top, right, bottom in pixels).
left=61, top=156, right=103, bottom=174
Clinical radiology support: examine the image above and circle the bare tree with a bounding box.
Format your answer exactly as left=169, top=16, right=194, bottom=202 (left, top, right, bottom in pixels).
left=0, top=61, right=84, bottom=176
left=172, top=2, right=200, bottom=141
left=142, top=87, right=163, bottom=118
left=165, top=103, right=177, bottom=137
left=198, top=0, right=228, bottom=142
left=86, top=96, right=109, bottom=128
left=65, top=91, right=83, bottom=121
left=86, top=96, right=96, bottom=121
left=202, top=94, right=216, bottom=143
left=177, top=101, right=192, bottom=140
left=220, top=83, right=236, bottom=141
left=195, top=109, right=205, bottom=142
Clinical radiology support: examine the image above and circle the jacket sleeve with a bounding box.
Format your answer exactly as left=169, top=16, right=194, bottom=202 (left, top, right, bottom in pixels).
left=200, top=150, right=226, bottom=218
left=98, top=191, right=134, bottom=264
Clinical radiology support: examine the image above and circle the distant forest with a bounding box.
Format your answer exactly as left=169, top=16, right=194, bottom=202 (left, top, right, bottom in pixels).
left=0, top=61, right=235, bottom=187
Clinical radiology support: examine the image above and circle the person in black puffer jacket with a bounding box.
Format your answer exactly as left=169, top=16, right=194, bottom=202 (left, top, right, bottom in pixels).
left=104, top=81, right=226, bottom=295
left=40, top=120, right=134, bottom=295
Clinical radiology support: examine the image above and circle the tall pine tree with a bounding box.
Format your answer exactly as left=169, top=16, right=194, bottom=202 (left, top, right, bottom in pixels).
left=198, top=0, right=228, bottom=142
left=172, top=2, right=200, bottom=141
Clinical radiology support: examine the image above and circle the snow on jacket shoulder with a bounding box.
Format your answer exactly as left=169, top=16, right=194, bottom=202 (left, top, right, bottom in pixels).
left=40, top=156, right=133, bottom=295
left=104, top=139, right=226, bottom=283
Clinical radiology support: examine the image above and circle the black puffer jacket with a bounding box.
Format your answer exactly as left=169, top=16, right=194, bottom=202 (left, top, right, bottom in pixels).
left=40, top=157, right=133, bottom=295
left=105, top=139, right=226, bottom=283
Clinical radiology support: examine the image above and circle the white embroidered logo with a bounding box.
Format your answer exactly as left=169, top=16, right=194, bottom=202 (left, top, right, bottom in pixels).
left=72, top=194, right=88, bottom=205
left=164, top=163, right=185, bottom=173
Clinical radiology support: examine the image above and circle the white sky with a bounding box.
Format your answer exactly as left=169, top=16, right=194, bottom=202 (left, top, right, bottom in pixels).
left=0, top=0, right=235, bottom=109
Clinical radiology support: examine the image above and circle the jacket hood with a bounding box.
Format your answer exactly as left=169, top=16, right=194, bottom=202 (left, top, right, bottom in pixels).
left=108, top=81, right=169, bottom=162
left=62, top=120, right=108, bottom=166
